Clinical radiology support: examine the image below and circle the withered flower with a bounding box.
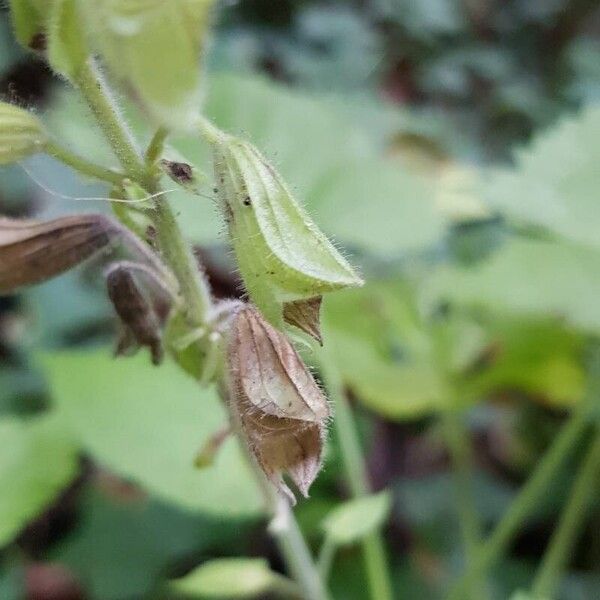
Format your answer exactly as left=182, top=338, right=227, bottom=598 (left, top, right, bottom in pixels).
left=283, top=296, right=323, bottom=345
left=227, top=304, right=330, bottom=503
left=0, top=214, right=120, bottom=294
left=105, top=261, right=173, bottom=365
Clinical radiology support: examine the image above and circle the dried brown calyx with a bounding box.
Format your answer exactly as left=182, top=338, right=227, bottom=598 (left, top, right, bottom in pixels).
left=0, top=214, right=120, bottom=294
left=105, top=261, right=174, bottom=365
left=227, top=304, right=330, bottom=504
left=283, top=295, right=323, bottom=345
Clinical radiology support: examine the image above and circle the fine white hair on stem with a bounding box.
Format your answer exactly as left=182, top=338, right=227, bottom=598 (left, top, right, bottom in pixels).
left=19, top=163, right=176, bottom=205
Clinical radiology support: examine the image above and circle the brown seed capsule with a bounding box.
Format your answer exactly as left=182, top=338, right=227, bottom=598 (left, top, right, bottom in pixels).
left=283, top=295, right=323, bottom=345
left=105, top=261, right=171, bottom=366
left=227, top=304, right=330, bottom=503
left=0, top=214, right=120, bottom=294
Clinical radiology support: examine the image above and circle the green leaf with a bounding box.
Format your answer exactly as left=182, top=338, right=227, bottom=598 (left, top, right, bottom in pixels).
left=40, top=350, right=263, bottom=517
left=486, top=105, right=600, bottom=251
left=0, top=414, right=78, bottom=546
left=170, top=558, right=284, bottom=599
left=54, top=488, right=242, bottom=600
left=84, top=0, right=208, bottom=130
left=324, top=282, right=447, bottom=419
left=47, top=0, right=86, bottom=80
left=314, top=159, right=446, bottom=255
left=427, top=237, right=600, bottom=334
left=322, top=491, right=391, bottom=546
left=465, top=319, right=585, bottom=408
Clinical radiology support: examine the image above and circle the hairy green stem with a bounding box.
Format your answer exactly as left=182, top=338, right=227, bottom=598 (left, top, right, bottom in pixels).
left=442, top=410, right=488, bottom=600
left=74, top=58, right=210, bottom=324
left=271, top=499, right=331, bottom=600
left=76, top=59, right=146, bottom=183
left=318, top=347, right=394, bottom=600
left=145, top=127, right=169, bottom=166
left=73, top=52, right=327, bottom=600
left=46, top=140, right=124, bottom=185
left=531, top=429, right=600, bottom=599
left=447, top=405, right=590, bottom=600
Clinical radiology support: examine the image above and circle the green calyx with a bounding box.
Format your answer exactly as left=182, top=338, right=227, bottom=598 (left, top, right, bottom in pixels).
left=211, top=131, right=363, bottom=325
left=0, top=102, right=47, bottom=165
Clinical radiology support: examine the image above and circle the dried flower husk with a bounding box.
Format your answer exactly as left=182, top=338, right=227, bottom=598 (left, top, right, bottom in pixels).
left=283, top=296, right=323, bottom=345
left=0, top=214, right=120, bottom=294
left=227, top=304, right=330, bottom=502
left=105, top=261, right=172, bottom=365
left=0, top=102, right=47, bottom=165
left=211, top=131, right=363, bottom=327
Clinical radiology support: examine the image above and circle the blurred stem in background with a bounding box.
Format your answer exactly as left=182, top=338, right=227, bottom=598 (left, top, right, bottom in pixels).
left=447, top=399, right=591, bottom=600
left=442, top=409, right=489, bottom=600
left=531, top=429, right=600, bottom=599
left=68, top=53, right=329, bottom=600
left=319, top=342, right=394, bottom=600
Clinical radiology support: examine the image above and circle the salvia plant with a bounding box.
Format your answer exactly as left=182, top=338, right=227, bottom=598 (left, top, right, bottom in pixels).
left=7, top=3, right=599, bottom=600
left=0, top=1, right=377, bottom=599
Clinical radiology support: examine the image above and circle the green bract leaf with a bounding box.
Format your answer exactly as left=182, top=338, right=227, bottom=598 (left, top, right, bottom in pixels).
left=47, top=0, right=86, bottom=80
left=84, top=0, right=212, bottom=130
left=210, top=128, right=363, bottom=325
left=322, top=491, right=392, bottom=546
left=0, top=414, right=78, bottom=546
left=170, top=558, right=284, bottom=599
left=0, top=102, right=47, bottom=164
left=487, top=105, right=600, bottom=251
left=40, top=350, right=263, bottom=517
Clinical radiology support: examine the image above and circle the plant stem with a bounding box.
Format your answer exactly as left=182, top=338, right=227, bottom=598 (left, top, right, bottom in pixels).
left=76, top=59, right=146, bottom=183
left=318, top=536, right=337, bottom=580
left=318, top=347, right=394, bottom=600
left=74, top=53, right=327, bottom=600
left=74, top=58, right=210, bottom=324
left=531, top=429, right=600, bottom=599
left=270, top=497, right=331, bottom=600
left=442, top=410, right=488, bottom=600
left=145, top=126, right=169, bottom=165
left=447, top=404, right=590, bottom=600
left=46, top=140, right=124, bottom=185
left=230, top=401, right=330, bottom=600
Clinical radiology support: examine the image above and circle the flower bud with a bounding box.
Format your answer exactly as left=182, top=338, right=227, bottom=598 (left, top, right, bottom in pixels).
left=82, top=0, right=214, bottom=130
left=0, top=214, right=120, bottom=293
left=211, top=131, right=363, bottom=328
left=105, top=261, right=172, bottom=365
left=0, top=102, right=47, bottom=165
left=227, top=304, right=330, bottom=502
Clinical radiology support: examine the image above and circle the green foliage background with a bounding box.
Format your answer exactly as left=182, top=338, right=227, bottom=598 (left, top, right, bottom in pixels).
left=1, top=1, right=600, bottom=598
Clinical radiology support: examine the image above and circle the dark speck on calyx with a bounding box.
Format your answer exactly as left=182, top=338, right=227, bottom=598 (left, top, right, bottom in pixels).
left=243, top=196, right=252, bottom=206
